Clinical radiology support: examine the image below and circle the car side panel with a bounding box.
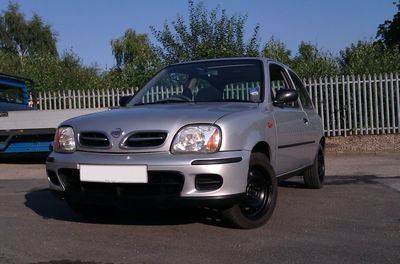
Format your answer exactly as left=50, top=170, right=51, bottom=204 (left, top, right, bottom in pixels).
left=272, top=107, right=313, bottom=175
left=215, top=108, right=278, bottom=168
left=303, top=107, right=324, bottom=159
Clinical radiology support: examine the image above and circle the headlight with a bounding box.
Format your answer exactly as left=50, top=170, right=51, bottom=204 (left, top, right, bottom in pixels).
left=171, top=125, right=221, bottom=154
left=53, top=126, right=76, bottom=153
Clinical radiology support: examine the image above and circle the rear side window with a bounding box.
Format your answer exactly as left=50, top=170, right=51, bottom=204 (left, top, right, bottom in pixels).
left=269, top=64, right=291, bottom=97
left=289, top=70, right=313, bottom=109
left=269, top=64, right=298, bottom=108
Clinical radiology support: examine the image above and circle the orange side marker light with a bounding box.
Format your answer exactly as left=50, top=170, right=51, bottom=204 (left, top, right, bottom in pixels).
left=267, top=122, right=273, bottom=128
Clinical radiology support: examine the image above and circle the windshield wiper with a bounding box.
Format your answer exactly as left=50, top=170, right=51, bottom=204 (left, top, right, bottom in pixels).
left=209, top=99, right=250, bottom=103
left=134, top=99, right=190, bottom=106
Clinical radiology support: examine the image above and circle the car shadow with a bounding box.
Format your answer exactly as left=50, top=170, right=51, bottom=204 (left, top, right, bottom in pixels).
left=24, top=188, right=232, bottom=228
left=279, top=174, right=400, bottom=189
left=324, top=175, right=400, bottom=185
left=29, top=260, right=110, bottom=264
left=278, top=176, right=307, bottom=188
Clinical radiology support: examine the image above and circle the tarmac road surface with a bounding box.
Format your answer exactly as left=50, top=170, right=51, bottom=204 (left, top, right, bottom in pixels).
left=0, top=153, right=399, bottom=264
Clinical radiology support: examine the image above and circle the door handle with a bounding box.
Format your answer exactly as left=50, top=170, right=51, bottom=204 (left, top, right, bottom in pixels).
left=303, top=118, right=309, bottom=124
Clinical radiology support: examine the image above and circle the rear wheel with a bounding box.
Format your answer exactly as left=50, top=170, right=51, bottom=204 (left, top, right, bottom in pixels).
left=303, top=144, right=325, bottom=189
left=222, top=153, right=277, bottom=229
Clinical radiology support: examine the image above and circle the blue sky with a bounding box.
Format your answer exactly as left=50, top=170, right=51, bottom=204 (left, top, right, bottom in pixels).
left=0, top=0, right=396, bottom=70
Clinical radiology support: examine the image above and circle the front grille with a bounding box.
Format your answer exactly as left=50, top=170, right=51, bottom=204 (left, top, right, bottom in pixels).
left=122, top=132, right=167, bottom=148
left=79, top=132, right=110, bottom=148
left=58, top=169, right=184, bottom=197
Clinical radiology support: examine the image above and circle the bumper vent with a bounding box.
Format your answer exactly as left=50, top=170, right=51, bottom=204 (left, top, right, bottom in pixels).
left=79, top=132, right=110, bottom=148
left=47, top=170, right=61, bottom=186
left=121, top=132, right=167, bottom=148
left=195, top=174, right=223, bottom=191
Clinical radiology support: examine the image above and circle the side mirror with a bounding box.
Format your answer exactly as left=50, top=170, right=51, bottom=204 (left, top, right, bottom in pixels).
left=119, top=95, right=133, bottom=107
left=273, top=88, right=298, bottom=105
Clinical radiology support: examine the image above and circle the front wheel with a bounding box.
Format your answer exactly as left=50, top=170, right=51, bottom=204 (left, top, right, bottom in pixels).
left=222, top=153, right=277, bottom=229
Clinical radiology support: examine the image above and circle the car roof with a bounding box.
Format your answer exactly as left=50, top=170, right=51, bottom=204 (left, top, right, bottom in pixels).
left=169, top=57, right=275, bottom=66
left=168, top=57, right=294, bottom=71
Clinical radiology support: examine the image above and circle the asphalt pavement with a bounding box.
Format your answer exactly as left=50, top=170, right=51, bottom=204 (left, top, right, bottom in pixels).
left=0, top=154, right=399, bottom=264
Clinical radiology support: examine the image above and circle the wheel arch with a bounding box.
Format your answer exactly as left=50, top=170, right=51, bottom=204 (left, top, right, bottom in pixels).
left=319, top=136, right=325, bottom=150
left=251, top=141, right=271, bottom=161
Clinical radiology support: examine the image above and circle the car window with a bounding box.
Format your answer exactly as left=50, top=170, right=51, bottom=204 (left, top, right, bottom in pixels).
left=130, top=60, right=264, bottom=105
left=0, top=83, right=25, bottom=104
left=269, top=64, right=298, bottom=108
left=223, top=81, right=261, bottom=101
left=288, top=70, right=313, bottom=109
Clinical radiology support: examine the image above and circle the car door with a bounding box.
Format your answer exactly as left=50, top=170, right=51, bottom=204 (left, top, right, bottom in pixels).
left=269, top=63, right=310, bottom=175
left=288, top=69, right=322, bottom=165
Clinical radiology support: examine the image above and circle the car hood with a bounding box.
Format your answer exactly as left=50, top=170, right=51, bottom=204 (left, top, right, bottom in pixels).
left=62, top=103, right=257, bottom=153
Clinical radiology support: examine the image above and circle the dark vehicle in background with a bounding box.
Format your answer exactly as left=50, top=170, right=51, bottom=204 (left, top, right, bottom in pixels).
left=0, top=73, right=52, bottom=154
left=0, top=73, right=102, bottom=155
left=0, top=73, right=33, bottom=111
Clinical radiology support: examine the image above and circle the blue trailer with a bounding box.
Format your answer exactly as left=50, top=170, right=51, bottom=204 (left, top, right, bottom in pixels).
left=0, top=73, right=105, bottom=155
left=0, top=73, right=55, bottom=154
left=0, top=74, right=32, bottom=111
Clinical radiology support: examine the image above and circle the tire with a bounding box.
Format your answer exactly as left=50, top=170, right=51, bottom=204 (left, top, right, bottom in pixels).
left=222, top=153, right=277, bottom=229
left=66, top=199, right=116, bottom=217
left=303, top=144, right=325, bottom=189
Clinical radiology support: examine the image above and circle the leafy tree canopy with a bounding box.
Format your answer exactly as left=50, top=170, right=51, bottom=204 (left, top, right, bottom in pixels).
left=0, top=2, right=57, bottom=58
left=150, top=0, right=260, bottom=64
left=339, top=40, right=400, bottom=74
left=376, top=1, right=400, bottom=48
left=110, top=29, right=160, bottom=88
left=262, top=37, right=339, bottom=78
left=261, top=36, right=291, bottom=65
left=292, top=42, right=339, bottom=78
left=111, top=29, right=158, bottom=69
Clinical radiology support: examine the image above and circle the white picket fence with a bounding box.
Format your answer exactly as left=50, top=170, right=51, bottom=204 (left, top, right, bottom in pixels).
left=31, top=87, right=138, bottom=110
left=304, top=73, right=400, bottom=136
left=32, top=73, right=400, bottom=137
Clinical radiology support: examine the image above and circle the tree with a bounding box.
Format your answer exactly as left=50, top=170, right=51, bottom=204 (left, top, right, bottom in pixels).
left=376, top=1, right=400, bottom=48
left=110, top=29, right=160, bottom=87
left=0, top=2, right=119, bottom=92
left=339, top=40, right=400, bottom=74
left=14, top=51, right=104, bottom=92
left=261, top=36, right=291, bottom=65
left=261, top=38, right=340, bottom=78
left=0, top=2, right=57, bottom=58
left=150, top=0, right=260, bottom=64
left=292, top=42, right=339, bottom=78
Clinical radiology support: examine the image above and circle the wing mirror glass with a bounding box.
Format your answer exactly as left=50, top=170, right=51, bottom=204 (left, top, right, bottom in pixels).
left=273, top=88, right=298, bottom=105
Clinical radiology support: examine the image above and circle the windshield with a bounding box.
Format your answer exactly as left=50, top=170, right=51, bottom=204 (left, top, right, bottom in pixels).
left=129, top=60, right=263, bottom=106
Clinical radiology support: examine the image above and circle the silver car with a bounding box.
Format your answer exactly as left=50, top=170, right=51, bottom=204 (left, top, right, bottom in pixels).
left=46, top=58, right=325, bottom=229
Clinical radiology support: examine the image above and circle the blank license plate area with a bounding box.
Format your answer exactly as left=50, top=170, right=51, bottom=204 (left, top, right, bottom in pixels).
left=80, top=165, right=148, bottom=183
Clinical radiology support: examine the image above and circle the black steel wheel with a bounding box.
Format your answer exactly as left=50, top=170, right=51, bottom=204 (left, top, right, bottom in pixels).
left=304, top=144, right=325, bottom=189
left=222, top=153, right=277, bottom=229
left=240, top=167, right=271, bottom=219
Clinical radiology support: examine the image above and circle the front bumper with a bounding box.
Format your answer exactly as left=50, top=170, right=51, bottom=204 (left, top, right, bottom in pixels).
left=46, top=150, right=250, bottom=207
